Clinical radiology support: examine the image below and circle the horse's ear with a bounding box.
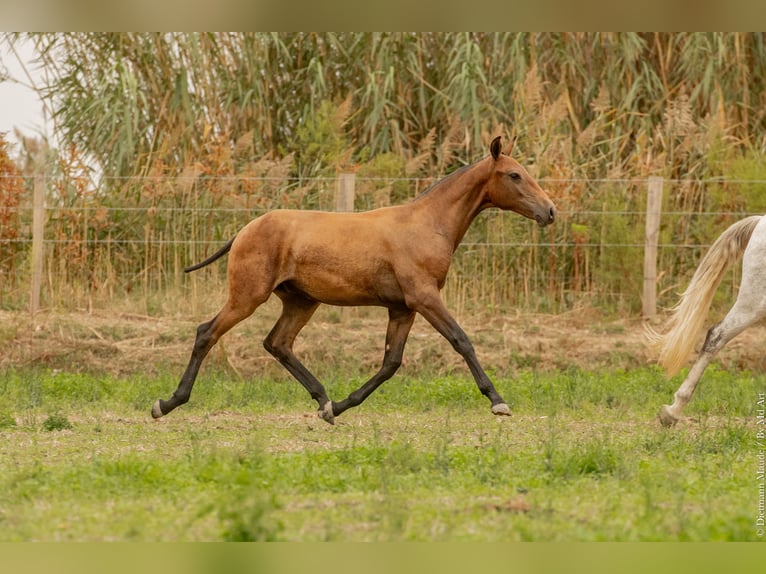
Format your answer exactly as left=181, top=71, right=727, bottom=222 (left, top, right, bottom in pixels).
left=490, top=136, right=502, bottom=160
left=503, top=135, right=517, bottom=156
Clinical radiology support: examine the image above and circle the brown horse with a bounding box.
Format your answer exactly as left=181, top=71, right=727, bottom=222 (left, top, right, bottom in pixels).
left=152, top=136, right=556, bottom=424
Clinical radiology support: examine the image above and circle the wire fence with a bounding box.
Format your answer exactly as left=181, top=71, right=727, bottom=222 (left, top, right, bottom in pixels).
left=1, top=173, right=765, bottom=318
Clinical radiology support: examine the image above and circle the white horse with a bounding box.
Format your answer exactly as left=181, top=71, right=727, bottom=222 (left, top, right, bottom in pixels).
left=648, top=214, right=766, bottom=427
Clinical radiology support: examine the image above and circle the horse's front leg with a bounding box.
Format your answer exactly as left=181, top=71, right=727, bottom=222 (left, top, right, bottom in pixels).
left=413, top=291, right=510, bottom=416
left=332, top=307, right=416, bottom=418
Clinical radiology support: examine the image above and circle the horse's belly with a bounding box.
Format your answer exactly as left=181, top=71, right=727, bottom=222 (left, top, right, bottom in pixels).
left=287, top=261, right=403, bottom=307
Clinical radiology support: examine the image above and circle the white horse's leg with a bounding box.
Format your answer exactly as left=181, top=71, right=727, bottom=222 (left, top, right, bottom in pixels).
left=660, top=344, right=714, bottom=426
left=660, top=303, right=766, bottom=426
left=660, top=232, right=766, bottom=426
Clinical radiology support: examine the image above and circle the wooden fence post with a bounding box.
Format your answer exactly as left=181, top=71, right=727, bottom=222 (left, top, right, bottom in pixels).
left=334, top=174, right=356, bottom=321
left=30, top=172, right=45, bottom=315
left=335, top=173, right=356, bottom=212
left=643, top=176, right=663, bottom=319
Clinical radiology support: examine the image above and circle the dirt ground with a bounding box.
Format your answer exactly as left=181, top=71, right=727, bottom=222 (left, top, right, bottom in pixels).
left=2, top=303, right=764, bottom=377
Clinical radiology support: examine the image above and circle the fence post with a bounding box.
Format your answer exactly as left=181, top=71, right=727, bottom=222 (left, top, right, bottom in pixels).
left=335, top=173, right=356, bottom=212
left=30, top=171, right=45, bottom=315
left=334, top=174, right=356, bottom=321
left=643, top=176, right=663, bottom=320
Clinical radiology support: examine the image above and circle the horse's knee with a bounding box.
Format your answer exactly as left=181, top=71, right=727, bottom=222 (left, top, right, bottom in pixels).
left=263, top=336, right=289, bottom=362
left=262, top=337, right=277, bottom=357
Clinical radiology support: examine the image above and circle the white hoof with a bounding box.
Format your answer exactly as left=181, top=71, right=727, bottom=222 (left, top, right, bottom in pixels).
left=491, top=403, right=511, bottom=416
left=658, top=405, right=679, bottom=427
left=318, top=402, right=335, bottom=425
left=151, top=400, right=164, bottom=419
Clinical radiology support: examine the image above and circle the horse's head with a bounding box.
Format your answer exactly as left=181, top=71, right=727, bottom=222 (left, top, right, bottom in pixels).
left=485, top=136, right=556, bottom=227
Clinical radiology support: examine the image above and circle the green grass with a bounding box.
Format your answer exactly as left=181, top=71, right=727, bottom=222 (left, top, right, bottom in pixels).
left=0, top=365, right=763, bottom=541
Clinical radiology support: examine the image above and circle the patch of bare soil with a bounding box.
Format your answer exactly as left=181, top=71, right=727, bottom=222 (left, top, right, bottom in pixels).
left=1, top=305, right=764, bottom=377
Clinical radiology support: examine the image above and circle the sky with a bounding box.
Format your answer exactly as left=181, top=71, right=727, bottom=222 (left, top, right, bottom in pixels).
left=0, top=40, right=51, bottom=150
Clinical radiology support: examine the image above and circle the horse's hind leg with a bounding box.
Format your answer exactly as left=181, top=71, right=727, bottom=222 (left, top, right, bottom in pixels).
left=262, top=293, right=335, bottom=423
left=152, top=294, right=264, bottom=419
left=332, top=307, right=416, bottom=418
left=660, top=299, right=766, bottom=427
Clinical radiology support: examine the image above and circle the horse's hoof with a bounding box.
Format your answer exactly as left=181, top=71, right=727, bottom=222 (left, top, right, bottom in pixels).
left=491, top=403, right=511, bottom=416
left=151, top=400, right=164, bottom=419
left=318, top=402, right=335, bottom=425
left=658, top=405, right=679, bottom=427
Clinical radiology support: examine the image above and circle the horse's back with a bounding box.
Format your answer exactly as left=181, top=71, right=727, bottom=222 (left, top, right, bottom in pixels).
left=230, top=208, right=408, bottom=306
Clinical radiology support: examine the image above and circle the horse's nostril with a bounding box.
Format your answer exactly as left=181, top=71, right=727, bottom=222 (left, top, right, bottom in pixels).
left=549, top=207, right=556, bottom=222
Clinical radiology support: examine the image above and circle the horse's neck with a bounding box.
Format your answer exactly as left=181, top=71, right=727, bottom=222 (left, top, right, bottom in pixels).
left=411, top=163, right=490, bottom=249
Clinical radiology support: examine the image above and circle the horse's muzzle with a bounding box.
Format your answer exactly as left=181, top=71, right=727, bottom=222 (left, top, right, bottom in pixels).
left=535, top=206, right=556, bottom=227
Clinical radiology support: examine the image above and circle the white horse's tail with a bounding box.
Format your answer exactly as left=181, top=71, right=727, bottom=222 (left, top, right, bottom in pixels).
left=647, top=215, right=761, bottom=375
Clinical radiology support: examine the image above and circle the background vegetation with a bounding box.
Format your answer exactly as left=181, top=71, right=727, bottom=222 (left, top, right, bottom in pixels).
left=9, top=32, right=766, bottom=180
left=2, top=32, right=766, bottom=315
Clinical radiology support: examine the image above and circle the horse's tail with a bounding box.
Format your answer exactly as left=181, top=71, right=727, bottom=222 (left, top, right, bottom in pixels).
left=184, top=237, right=236, bottom=273
left=646, top=215, right=761, bottom=376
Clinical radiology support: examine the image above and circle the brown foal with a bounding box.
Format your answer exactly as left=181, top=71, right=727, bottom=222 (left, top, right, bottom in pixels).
left=152, top=136, right=556, bottom=424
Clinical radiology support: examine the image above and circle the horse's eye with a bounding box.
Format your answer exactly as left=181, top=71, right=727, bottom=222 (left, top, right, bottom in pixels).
left=509, top=172, right=521, bottom=181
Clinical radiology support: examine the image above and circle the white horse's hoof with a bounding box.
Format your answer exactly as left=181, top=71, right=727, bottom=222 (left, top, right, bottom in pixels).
left=658, top=405, right=679, bottom=427
left=491, top=403, right=511, bottom=416
left=151, top=400, right=164, bottom=419
left=318, top=402, right=335, bottom=425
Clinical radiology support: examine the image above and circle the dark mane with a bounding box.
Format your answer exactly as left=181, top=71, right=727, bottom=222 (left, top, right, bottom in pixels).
left=412, top=162, right=474, bottom=201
